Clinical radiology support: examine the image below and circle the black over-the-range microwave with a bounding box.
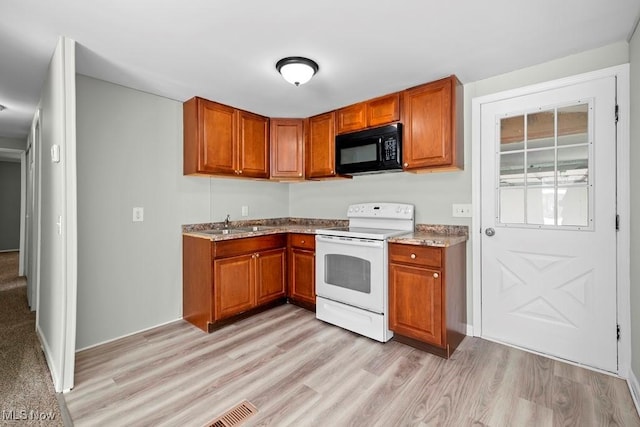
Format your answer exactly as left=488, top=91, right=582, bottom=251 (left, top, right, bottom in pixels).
left=335, top=123, right=402, bottom=175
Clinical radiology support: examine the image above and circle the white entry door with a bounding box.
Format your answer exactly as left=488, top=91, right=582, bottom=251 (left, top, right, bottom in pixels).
left=480, top=75, right=618, bottom=372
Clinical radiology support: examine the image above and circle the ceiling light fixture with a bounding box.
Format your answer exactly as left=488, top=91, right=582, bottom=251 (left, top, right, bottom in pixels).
left=276, top=57, right=319, bottom=86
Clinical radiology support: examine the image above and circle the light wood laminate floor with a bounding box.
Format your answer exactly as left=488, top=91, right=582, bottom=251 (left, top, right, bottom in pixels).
left=65, top=304, right=640, bottom=426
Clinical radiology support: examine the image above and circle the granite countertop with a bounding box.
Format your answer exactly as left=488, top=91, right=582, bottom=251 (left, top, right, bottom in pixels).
left=388, top=224, right=468, bottom=247
left=182, top=218, right=468, bottom=247
left=182, top=218, right=348, bottom=241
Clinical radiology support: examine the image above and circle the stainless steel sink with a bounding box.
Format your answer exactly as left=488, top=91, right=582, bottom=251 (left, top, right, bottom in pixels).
left=235, top=225, right=277, bottom=232
left=199, top=228, right=248, bottom=235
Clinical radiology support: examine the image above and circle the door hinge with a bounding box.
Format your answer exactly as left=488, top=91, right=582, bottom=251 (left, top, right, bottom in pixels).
left=617, top=324, right=620, bottom=341
left=616, top=214, right=620, bottom=231
left=615, top=104, right=619, bottom=123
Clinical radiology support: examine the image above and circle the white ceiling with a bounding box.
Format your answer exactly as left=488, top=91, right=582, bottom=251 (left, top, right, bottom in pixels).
left=1, top=0, right=639, bottom=139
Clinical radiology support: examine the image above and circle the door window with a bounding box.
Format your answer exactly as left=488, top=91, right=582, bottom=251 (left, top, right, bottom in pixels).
left=497, top=102, right=592, bottom=229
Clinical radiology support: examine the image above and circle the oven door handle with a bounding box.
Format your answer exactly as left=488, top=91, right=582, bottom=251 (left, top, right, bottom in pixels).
left=316, top=235, right=384, bottom=248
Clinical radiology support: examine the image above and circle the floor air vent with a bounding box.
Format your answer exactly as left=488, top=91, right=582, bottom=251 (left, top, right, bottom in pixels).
left=208, top=400, right=257, bottom=427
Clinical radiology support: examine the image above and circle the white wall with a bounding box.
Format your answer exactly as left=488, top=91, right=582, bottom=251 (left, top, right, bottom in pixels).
left=36, top=37, right=77, bottom=392
left=75, top=75, right=289, bottom=350
left=628, top=26, right=640, bottom=401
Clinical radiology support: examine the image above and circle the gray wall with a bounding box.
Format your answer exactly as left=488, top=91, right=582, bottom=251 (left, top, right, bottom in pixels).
left=75, top=41, right=634, bottom=370
left=75, top=75, right=289, bottom=350
left=290, top=41, right=630, bottom=325
left=629, top=26, right=640, bottom=397
left=0, top=137, right=26, bottom=151
left=0, top=161, right=21, bottom=250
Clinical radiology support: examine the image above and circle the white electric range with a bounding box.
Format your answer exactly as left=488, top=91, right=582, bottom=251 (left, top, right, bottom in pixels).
left=315, top=202, right=415, bottom=342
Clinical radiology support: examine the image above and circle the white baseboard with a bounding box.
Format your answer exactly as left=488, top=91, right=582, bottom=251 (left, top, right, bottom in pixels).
left=75, top=317, right=183, bottom=352
left=36, top=324, right=62, bottom=393
left=466, top=324, right=474, bottom=336
left=0, top=249, right=19, bottom=253
left=629, top=369, right=640, bottom=419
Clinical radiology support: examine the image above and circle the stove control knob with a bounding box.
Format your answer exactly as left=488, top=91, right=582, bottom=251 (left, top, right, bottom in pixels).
left=396, top=206, right=402, bottom=213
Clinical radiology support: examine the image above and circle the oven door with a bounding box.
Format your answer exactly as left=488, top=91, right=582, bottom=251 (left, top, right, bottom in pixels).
left=315, top=234, right=385, bottom=313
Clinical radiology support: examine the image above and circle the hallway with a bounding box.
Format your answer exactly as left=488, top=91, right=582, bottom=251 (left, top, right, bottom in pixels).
left=0, top=252, right=63, bottom=425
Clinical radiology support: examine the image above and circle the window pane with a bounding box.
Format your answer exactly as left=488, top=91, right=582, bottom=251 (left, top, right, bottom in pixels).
left=558, top=186, right=589, bottom=226
left=500, top=115, right=524, bottom=152
left=557, top=145, right=589, bottom=184
left=558, top=104, right=588, bottom=147
left=526, top=149, right=555, bottom=186
left=500, top=152, right=524, bottom=186
left=527, top=110, right=555, bottom=149
left=500, top=188, right=525, bottom=224
left=527, top=187, right=556, bottom=225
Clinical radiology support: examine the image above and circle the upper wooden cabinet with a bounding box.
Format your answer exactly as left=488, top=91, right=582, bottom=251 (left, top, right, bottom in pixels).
left=183, top=97, right=269, bottom=178
left=402, top=76, right=463, bottom=172
left=335, top=92, right=401, bottom=134
left=305, top=112, right=337, bottom=179
left=270, top=118, right=305, bottom=180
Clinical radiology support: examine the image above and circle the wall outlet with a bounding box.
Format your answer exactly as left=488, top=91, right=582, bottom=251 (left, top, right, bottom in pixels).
left=452, top=204, right=472, bottom=218
left=241, top=205, right=249, bottom=217
left=133, top=207, right=144, bottom=222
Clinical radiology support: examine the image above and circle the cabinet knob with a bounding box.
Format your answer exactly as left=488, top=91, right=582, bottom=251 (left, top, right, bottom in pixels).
left=301, top=240, right=305, bottom=244
left=238, top=170, right=243, bottom=174
left=404, top=162, right=409, bottom=167
left=298, top=173, right=302, bottom=177
left=410, top=253, right=416, bottom=259
left=433, top=272, right=439, bottom=279
left=255, top=253, right=260, bottom=258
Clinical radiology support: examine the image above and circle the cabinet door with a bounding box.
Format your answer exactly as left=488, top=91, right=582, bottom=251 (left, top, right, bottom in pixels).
left=306, top=112, right=336, bottom=178
left=402, top=77, right=454, bottom=170
left=367, top=93, right=400, bottom=128
left=289, top=248, right=315, bottom=305
left=255, top=248, right=286, bottom=305
left=238, top=110, right=269, bottom=178
left=214, top=254, right=254, bottom=320
left=270, top=119, right=304, bottom=180
left=389, top=263, right=443, bottom=346
left=336, top=103, right=366, bottom=134
left=200, top=100, right=237, bottom=175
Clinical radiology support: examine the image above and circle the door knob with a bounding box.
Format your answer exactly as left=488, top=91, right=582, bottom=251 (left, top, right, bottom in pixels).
left=485, top=228, right=496, bottom=237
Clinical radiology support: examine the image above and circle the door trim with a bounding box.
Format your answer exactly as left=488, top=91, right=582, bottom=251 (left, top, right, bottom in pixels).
left=471, top=64, right=630, bottom=377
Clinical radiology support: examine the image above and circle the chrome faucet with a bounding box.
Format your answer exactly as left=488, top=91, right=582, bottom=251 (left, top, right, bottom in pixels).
left=224, top=214, right=231, bottom=229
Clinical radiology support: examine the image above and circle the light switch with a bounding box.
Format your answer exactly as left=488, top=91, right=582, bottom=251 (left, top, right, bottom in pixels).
left=50, top=145, right=60, bottom=163
left=133, top=207, right=144, bottom=222
left=241, top=205, right=249, bottom=217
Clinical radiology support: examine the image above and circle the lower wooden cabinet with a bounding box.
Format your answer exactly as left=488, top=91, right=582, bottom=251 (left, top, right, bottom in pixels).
left=214, top=254, right=254, bottom=320
left=183, top=234, right=287, bottom=332
left=287, top=233, right=316, bottom=309
left=388, top=242, right=466, bottom=358
left=255, top=248, right=287, bottom=305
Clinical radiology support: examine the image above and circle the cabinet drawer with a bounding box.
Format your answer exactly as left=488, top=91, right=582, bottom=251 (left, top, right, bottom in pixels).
left=288, top=233, right=315, bottom=250
left=389, top=244, right=441, bottom=268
